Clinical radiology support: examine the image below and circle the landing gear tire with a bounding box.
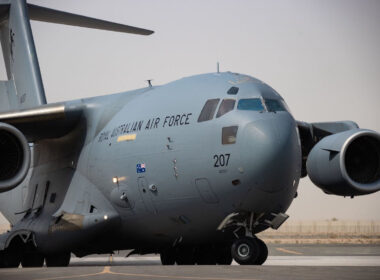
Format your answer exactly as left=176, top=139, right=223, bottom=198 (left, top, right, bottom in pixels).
left=231, top=237, right=259, bottom=265
left=0, top=250, right=21, bottom=268
left=215, top=245, right=232, bottom=265
left=160, top=248, right=176, bottom=265
left=195, top=245, right=216, bottom=265
left=253, top=238, right=268, bottom=265
left=45, top=252, right=71, bottom=267
left=21, top=252, right=45, bottom=267
left=175, top=246, right=195, bottom=265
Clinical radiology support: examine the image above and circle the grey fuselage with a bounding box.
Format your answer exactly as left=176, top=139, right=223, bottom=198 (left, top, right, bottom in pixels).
left=2, top=72, right=301, bottom=254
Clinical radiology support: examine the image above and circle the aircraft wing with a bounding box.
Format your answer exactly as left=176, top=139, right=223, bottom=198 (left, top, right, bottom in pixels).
left=296, top=120, right=359, bottom=177
left=0, top=101, right=84, bottom=142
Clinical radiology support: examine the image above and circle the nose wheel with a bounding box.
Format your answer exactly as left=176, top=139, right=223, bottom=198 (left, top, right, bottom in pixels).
left=159, top=237, right=267, bottom=265
left=254, top=237, right=268, bottom=265
left=231, top=236, right=268, bottom=265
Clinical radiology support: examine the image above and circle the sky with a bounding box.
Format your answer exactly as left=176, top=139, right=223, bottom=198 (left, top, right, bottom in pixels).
left=0, top=0, right=379, bottom=224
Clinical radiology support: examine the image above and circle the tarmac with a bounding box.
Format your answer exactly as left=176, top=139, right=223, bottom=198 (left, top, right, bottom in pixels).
left=0, top=244, right=379, bottom=280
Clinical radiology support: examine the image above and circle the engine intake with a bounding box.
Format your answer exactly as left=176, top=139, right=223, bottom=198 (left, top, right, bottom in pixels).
left=306, top=129, right=380, bottom=196
left=0, top=123, right=30, bottom=192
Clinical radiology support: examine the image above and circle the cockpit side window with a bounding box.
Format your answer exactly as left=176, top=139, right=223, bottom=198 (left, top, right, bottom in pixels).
left=237, top=98, right=265, bottom=111
left=222, top=126, right=238, bottom=145
left=264, top=99, right=287, bottom=112
left=216, top=99, right=236, bottom=118
left=198, top=99, right=220, bottom=122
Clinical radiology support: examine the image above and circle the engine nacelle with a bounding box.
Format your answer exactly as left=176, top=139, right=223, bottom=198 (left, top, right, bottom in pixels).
left=306, top=129, right=380, bottom=196
left=0, top=123, right=31, bottom=192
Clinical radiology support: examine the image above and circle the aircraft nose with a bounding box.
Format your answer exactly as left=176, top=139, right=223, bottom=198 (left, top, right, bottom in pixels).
left=240, top=113, right=301, bottom=193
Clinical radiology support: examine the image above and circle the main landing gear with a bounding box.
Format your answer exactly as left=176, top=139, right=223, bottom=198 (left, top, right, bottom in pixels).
left=160, top=244, right=232, bottom=265
left=0, top=234, right=72, bottom=268
left=160, top=237, right=267, bottom=265
left=0, top=249, right=71, bottom=268
left=45, top=252, right=71, bottom=267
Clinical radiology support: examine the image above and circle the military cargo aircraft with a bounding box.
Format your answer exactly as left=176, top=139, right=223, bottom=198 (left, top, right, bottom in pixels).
left=0, top=0, right=379, bottom=267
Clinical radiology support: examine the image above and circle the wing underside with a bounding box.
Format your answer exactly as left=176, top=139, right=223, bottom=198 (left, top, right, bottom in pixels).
left=0, top=101, right=84, bottom=141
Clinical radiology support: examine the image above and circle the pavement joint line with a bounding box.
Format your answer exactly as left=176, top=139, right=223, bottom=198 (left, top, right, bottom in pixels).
left=29, top=266, right=261, bottom=280
left=102, top=266, right=111, bottom=273
left=276, top=248, right=303, bottom=255
left=106, top=269, right=261, bottom=280
left=105, top=265, right=261, bottom=280
left=31, top=269, right=104, bottom=280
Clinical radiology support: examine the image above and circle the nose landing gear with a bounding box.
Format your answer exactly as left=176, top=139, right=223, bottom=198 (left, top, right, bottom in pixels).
left=231, top=236, right=268, bottom=265
left=159, top=237, right=267, bottom=265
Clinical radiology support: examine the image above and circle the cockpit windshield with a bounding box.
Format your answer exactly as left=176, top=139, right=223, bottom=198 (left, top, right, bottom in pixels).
left=199, top=97, right=290, bottom=122
left=237, top=98, right=265, bottom=111
left=237, top=98, right=289, bottom=113
left=264, top=99, right=288, bottom=112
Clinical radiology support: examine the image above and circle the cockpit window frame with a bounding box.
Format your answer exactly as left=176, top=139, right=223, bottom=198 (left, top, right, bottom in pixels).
left=216, top=99, right=236, bottom=118
left=197, top=98, right=220, bottom=123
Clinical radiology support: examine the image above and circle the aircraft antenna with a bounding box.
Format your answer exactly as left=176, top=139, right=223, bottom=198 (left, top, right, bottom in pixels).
left=146, top=79, right=153, bottom=88
left=217, top=62, right=220, bottom=73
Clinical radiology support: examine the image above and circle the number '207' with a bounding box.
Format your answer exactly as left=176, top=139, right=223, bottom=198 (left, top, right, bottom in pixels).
left=213, top=154, right=231, bottom=167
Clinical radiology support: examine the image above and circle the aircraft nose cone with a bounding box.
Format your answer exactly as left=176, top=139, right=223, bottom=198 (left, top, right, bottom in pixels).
left=240, top=113, right=301, bottom=193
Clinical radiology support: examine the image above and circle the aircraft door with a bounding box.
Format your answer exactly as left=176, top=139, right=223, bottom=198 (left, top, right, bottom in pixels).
left=137, top=177, right=157, bottom=214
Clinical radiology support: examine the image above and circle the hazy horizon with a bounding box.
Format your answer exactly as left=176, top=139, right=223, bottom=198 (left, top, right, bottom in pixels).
left=0, top=0, right=379, bottom=225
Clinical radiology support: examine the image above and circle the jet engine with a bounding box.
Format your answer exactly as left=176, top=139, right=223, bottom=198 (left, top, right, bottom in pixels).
left=306, top=129, right=380, bottom=196
left=0, top=123, right=30, bottom=193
